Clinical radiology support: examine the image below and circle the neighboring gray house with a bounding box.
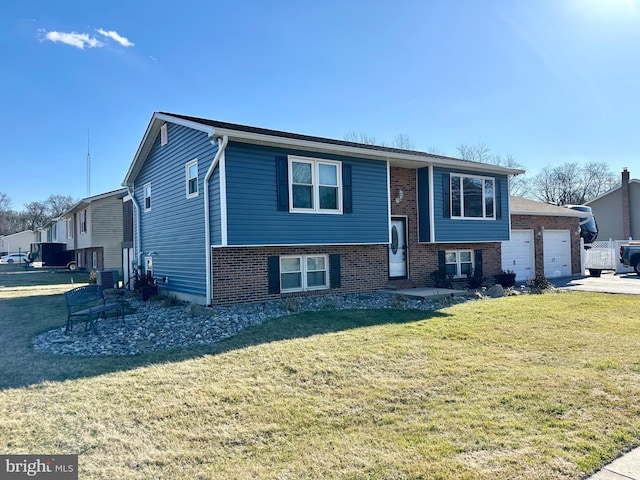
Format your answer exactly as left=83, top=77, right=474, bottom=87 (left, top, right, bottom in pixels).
left=586, top=168, right=639, bottom=241
left=61, top=189, right=127, bottom=273
left=0, top=230, right=36, bottom=256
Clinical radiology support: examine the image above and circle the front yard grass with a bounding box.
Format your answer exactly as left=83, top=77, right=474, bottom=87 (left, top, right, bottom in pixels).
left=1, top=266, right=639, bottom=479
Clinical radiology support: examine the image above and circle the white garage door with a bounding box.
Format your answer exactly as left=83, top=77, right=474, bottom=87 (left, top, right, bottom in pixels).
left=543, top=230, right=571, bottom=278
left=501, top=230, right=535, bottom=281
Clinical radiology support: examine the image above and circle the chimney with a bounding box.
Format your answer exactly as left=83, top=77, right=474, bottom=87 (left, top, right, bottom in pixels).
left=622, top=168, right=631, bottom=239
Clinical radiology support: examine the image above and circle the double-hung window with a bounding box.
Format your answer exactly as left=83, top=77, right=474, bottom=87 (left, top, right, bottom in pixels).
left=450, top=174, right=495, bottom=219
left=289, top=157, right=341, bottom=213
left=144, top=183, right=152, bottom=211
left=185, top=159, right=198, bottom=198
left=280, top=255, right=329, bottom=292
left=445, top=250, right=474, bottom=277
left=79, top=209, right=88, bottom=234
left=66, top=218, right=74, bottom=239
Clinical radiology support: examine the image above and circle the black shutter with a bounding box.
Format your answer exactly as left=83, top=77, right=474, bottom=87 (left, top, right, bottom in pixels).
left=495, top=178, right=502, bottom=219
left=342, top=164, right=352, bottom=213
left=268, top=256, right=280, bottom=294
left=330, top=254, right=341, bottom=288
left=276, top=156, right=289, bottom=211
left=442, top=174, right=450, bottom=218
left=438, top=251, right=446, bottom=276
left=474, top=250, right=483, bottom=278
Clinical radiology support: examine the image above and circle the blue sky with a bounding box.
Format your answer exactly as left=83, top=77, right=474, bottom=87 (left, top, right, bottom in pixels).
left=1, top=0, right=639, bottom=209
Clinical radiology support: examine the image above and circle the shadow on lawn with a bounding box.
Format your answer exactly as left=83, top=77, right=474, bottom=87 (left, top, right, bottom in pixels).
left=0, top=267, right=449, bottom=390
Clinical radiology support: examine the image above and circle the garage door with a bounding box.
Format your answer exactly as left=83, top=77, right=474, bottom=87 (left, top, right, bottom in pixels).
left=501, top=230, right=535, bottom=281
left=543, top=230, right=571, bottom=278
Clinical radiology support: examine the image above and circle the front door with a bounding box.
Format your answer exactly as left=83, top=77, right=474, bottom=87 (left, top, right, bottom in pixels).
left=389, top=218, right=407, bottom=278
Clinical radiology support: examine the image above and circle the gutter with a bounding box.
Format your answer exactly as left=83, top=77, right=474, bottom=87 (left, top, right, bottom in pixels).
left=204, top=134, right=229, bottom=306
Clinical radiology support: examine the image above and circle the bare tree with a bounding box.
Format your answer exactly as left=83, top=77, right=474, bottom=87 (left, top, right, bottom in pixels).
left=46, top=194, right=76, bottom=218
left=391, top=134, right=414, bottom=150
left=530, top=161, right=615, bottom=205
left=344, top=131, right=382, bottom=146
left=22, top=201, right=48, bottom=231
left=457, top=142, right=529, bottom=197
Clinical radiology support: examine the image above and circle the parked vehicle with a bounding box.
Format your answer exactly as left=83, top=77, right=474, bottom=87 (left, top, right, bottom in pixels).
left=0, top=252, right=30, bottom=264
left=567, top=205, right=598, bottom=244
left=620, top=243, right=640, bottom=274
left=29, top=242, right=77, bottom=270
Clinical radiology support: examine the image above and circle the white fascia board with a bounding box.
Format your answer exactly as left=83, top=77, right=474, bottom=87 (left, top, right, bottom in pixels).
left=155, top=113, right=216, bottom=136
left=210, top=127, right=525, bottom=176
left=123, top=113, right=217, bottom=187
left=510, top=210, right=584, bottom=217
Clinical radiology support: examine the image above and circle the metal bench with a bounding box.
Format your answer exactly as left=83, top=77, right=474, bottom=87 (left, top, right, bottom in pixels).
left=64, top=285, right=125, bottom=334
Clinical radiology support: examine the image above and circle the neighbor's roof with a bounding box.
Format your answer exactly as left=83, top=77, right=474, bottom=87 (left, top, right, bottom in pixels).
left=510, top=196, right=584, bottom=217
left=62, top=188, right=128, bottom=217
left=123, top=112, right=525, bottom=185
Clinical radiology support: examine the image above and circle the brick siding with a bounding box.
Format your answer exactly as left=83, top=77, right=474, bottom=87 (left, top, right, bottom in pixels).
left=511, top=214, right=581, bottom=277
left=211, top=244, right=388, bottom=306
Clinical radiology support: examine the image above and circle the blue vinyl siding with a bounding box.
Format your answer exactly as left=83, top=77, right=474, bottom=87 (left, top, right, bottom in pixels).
left=209, top=164, right=222, bottom=245
left=135, top=124, right=217, bottom=299
left=432, top=167, right=510, bottom=242
left=224, top=142, right=389, bottom=245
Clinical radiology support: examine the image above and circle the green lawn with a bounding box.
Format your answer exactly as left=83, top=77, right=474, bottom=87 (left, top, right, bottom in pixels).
left=1, top=266, right=640, bottom=479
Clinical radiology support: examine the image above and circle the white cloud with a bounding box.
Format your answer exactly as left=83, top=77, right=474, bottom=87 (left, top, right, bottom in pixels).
left=43, top=31, right=104, bottom=49
left=97, top=28, right=134, bottom=47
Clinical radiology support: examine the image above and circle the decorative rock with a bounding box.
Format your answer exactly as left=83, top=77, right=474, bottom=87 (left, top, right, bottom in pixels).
left=486, top=284, right=506, bottom=298
left=32, top=292, right=474, bottom=357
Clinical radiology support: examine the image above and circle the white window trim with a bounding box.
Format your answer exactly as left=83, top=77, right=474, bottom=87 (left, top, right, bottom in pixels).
left=79, top=210, right=88, bottom=235
left=144, top=183, right=152, bottom=212
left=160, top=124, right=168, bottom=146
left=92, top=251, right=98, bottom=270
left=445, top=249, right=474, bottom=278
left=450, top=173, right=496, bottom=220
left=288, top=156, right=342, bottom=214
left=66, top=218, right=73, bottom=239
left=185, top=159, right=199, bottom=198
left=280, top=254, right=329, bottom=292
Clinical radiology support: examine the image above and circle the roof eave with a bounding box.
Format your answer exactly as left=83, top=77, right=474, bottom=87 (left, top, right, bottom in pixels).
left=211, top=126, right=524, bottom=175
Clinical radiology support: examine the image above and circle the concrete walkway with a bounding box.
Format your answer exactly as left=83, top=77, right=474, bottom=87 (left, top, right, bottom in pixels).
left=588, top=447, right=640, bottom=479
left=379, top=286, right=468, bottom=298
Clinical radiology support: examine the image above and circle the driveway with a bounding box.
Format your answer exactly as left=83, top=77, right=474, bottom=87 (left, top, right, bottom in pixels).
left=549, top=271, right=640, bottom=295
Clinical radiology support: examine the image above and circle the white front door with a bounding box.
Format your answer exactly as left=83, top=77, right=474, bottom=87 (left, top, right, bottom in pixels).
left=389, top=218, right=407, bottom=278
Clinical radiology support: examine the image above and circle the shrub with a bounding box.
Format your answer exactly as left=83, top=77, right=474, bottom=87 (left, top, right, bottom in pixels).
left=468, top=271, right=484, bottom=289
left=430, top=270, right=453, bottom=289
left=527, top=274, right=553, bottom=294
left=495, top=270, right=516, bottom=288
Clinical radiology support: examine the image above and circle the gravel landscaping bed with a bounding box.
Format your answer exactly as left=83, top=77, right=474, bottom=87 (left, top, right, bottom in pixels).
left=32, top=291, right=473, bottom=357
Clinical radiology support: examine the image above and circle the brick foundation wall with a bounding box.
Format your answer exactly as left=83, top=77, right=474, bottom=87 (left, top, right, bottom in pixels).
left=211, top=244, right=388, bottom=306
left=511, top=215, right=581, bottom=276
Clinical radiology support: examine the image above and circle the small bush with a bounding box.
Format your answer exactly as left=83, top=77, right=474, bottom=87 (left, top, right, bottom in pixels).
left=527, top=274, right=553, bottom=294
left=430, top=270, right=453, bottom=289
left=468, top=274, right=484, bottom=289
left=284, top=298, right=300, bottom=313
left=495, top=270, right=516, bottom=288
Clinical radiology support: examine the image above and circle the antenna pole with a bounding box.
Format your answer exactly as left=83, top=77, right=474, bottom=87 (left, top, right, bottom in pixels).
left=87, top=128, right=91, bottom=196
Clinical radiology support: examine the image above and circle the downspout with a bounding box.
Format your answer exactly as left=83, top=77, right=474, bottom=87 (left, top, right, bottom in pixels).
left=126, top=184, right=141, bottom=271
left=204, top=135, right=229, bottom=306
